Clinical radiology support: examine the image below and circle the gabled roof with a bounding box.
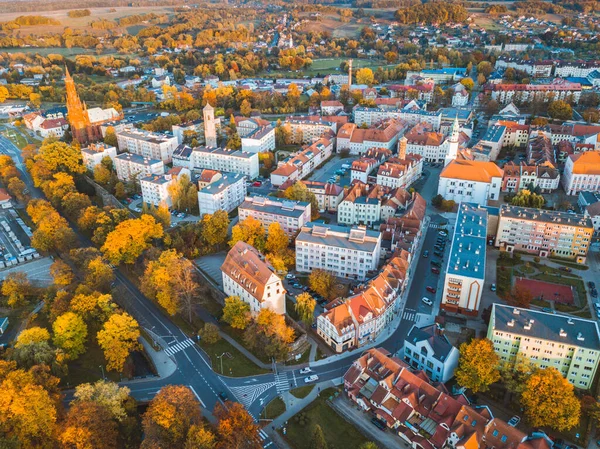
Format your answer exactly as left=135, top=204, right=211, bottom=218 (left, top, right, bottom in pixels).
left=440, top=160, right=503, bottom=183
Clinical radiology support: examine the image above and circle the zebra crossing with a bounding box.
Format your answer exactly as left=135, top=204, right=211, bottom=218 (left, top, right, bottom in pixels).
left=164, top=338, right=195, bottom=357
left=402, top=308, right=417, bottom=322
left=258, top=429, right=273, bottom=447
left=275, top=372, right=290, bottom=394
left=228, top=382, right=275, bottom=408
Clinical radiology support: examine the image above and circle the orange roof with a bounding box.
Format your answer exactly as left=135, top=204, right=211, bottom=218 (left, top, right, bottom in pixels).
left=272, top=164, right=298, bottom=177
left=0, top=188, right=11, bottom=202
left=570, top=151, right=600, bottom=175
left=440, top=160, right=504, bottom=183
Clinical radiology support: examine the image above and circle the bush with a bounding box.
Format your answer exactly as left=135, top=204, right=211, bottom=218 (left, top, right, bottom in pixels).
left=534, top=256, right=540, bottom=263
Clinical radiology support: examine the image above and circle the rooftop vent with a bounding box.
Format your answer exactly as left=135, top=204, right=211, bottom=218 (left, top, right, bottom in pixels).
left=577, top=332, right=585, bottom=341
left=513, top=308, right=520, bottom=315
left=560, top=328, right=567, bottom=337
left=567, top=318, right=574, bottom=325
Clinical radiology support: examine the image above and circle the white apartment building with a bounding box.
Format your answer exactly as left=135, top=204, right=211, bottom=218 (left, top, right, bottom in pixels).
left=198, top=172, right=247, bottom=216
left=438, top=160, right=503, bottom=206
left=353, top=106, right=442, bottom=130
left=321, top=100, right=344, bottom=115
left=488, top=79, right=582, bottom=105
left=270, top=136, right=334, bottom=187
left=238, top=196, right=311, bottom=236
left=114, top=153, right=164, bottom=182
left=441, top=202, right=488, bottom=317
left=376, top=155, right=423, bottom=190
left=488, top=304, right=600, bottom=390
left=296, top=223, right=382, bottom=281
left=140, top=167, right=191, bottom=208
left=338, top=183, right=384, bottom=227
left=555, top=61, right=600, bottom=78
left=284, top=116, right=337, bottom=144
left=241, top=125, right=276, bottom=153
left=221, top=241, right=286, bottom=315
left=402, top=323, right=459, bottom=383
left=336, top=120, right=406, bottom=156
left=81, top=142, right=117, bottom=171
left=190, top=147, right=259, bottom=179
left=116, top=128, right=179, bottom=163
left=563, top=151, right=600, bottom=196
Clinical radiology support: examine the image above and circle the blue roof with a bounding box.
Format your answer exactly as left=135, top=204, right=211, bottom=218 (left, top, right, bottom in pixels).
left=421, top=68, right=467, bottom=75
left=446, top=203, right=487, bottom=280
left=565, top=77, right=592, bottom=87
left=482, top=125, right=506, bottom=143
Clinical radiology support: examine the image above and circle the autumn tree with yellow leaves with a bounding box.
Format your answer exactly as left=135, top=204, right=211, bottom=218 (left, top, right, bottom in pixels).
left=454, top=338, right=500, bottom=393
left=60, top=400, right=119, bottom=449
left=97, top=312, right=141, bottom=372
left=229, top=216, right=265, bottom=251
left=214, top=401, right=261, bottom=449
left=101, top=215, right=163, bottom=265
left=222, top=296, right=251, bottom=330
left=52, top=312, right=88, bottom=360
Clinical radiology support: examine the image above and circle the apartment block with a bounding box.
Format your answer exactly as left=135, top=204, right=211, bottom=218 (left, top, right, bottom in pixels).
left=441, top=203, right=488, bottom=316
left=116, top=128, right=178, bottom=163
left=296, top=223, right=382, bottom=281
left=496, top=205, right=593, bottom=263
left=488, top=304, right=600, bottom=389
left=190, top=146, right=259, bottom=179
left=238, top=196, right=311, bottom=236
left=563, top=151, right=600, bottom=196
left=114, top=153, right=164, bottom=182
left=221, top=241, right=286, bottom=315
left=336, top=119, right=406, bottom=155
left=284, top=116, right=337, bottom=144
left=301, top=180, right=344, bottom=212
left=197, top=172, right=247, bottom=217
left=488, top=79, right=582, bottom=105
left=241, top=125, right=275, bottom=153
left=81, top=142, right=117, bottom=171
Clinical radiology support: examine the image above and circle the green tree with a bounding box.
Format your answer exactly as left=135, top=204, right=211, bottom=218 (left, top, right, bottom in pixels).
left=222, top=296, right=251, bottom=330
left=198, top=323, right=220, bottom=344
left=74, top=380, right=131, bottom=422
left=454, top=338, right=500, bottom=393
left=283, top=181, right=319, bottom=220
left=295, top=292, right=316, bottom=326
left=104, top=127, right=118, bottom=148
left=52, top=312, right=88, bottom=360
left=510, top=189, right=545, bottom=208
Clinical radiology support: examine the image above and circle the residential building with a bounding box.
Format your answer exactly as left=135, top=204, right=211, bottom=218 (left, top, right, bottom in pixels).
left=402, top=323, right=459, bottom=382
left=190, top=146, right=259, bottom=179
left=496, top=205, right=593, bottom=263
left=81, top=142, right=117, bottom=171
left=353, top=106, right=442, bottom=130
left=376, top=155, right=423, bottom=190
left=114, top=153, right=164, bottom=182
left=284, top=116, right=337, bottom=144
left=405, top=68, right=467, bottom=85
left=555, top=60, right=600, bottom=78
left=235, top=117, right=271, bottom=138
left=198, top=172, right=246, bottom=216
left=488, top=79, right=582, bottom=105
left=496, top=120, right=530, bottom=148
left=563, top=151, right=600, bottom=196
left=451, top=83, right=469, bottom=107
left=221, top=241, right=286, bottom=315
left=0, top=189, right=12, bottom=209
left=470, top=125, right=506, bottom=162
left=388, top=83, right=434, bottom=103
left=501, top=161, right=560, bottom=193
left=404, top=122, right=445, bottom=162
left=583, top=200, right=600, bottom=236
left=379, top=192, right=427, bottom=255
left=296, top=223, right=382, bottom=281
left=197, top=169, right=222, bottom=188
left=438, top=160, right=503, bottom=206
left=321, top=100, right=344, bottom=115
left=350, top=158, right=377, bottom=183
left=344, top=347, right=554, bottom=449
left=38, top=118, right=69, bottom=138
left=336, top=119, right=406, bottom=155
left=116, top=127, right=179, bottom=163
left=241, top=125, right=275, bottom=153
left=317, top=253, right=409, bottom=352
left=441, top=203, right=488, bottom=316
left=488, top=304, right=600, bottom=389
left=172, top=119, right=203, bottom=145
left=301, top=180, right=344, bottom=212
left=338, top=183, right=385, bottom=226
left=495, top=57, right=554, bottom=77
left=238, top=196, right=311, bottom=236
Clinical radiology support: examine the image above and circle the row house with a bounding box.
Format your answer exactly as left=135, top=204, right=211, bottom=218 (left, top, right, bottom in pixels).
left=300, top=180, right=344, bottom=212
left=336, top=119, right=406, bottom=155
left=376, top=155, right=424, bottom=190
left=338, top=183, right=386, bottom=227
left=547, top=123, right=600, bottom=149
left=387, top=83, right=434, bottom=103
left=379, top=192, right=427, bottom=255
left=527, top=131, right=556, bottom=166
left=501, top=161, right=560, bottom=193
left=351, top=158, right=378, bottom=184
left=317, top=253, right=409, bottom=352
left=496, top=120, right=530, bottom=148
left=344, top=347, right=554, bottom=449
left=488, top=79, right=582, bottom=105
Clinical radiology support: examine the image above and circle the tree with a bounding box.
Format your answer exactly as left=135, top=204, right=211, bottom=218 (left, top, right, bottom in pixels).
left=142, top=249, right=200, bottom=321
left=244, top=308, right=294, bottom=360
left=310, top=424, right=328, bottom=449
left=84, top=257, right=114, bottom=291
left=214, top=401, right=261, bottom=449
left=229, top=216, right=265, bottom=251
left=52, top=312, right=88, bottom=360
left=168, top=174, right=197, bottom=213
left=59, top=401, right=118, bottom=449
left=454, top=338, right=500, bottom=393
left=265, top=222, right=289, bottom=254
left=499, top=359, right=533, bottom=404
left=309, top=269, right=335, bottom=300
left=101, top=215, right=163, bottom=265
left=510, top=189, right=545, bottom=208
left=222, top=296, right=251, bottom=330
left=50, top=259, right=74, bottom=286
left=15, top=327, right=50, bottom=347
left=199, top=323, right=220, bottom=345
left=548, top=100, right=573, bottom=121
left=431, top=194, right=443, bottom=208
left=240, top=99, right=252, bottom=117
left=460, top=77, right=474, bottom=91
left=7, top=177, right=27, bottom=202
left=70, top=291, right=114, bottom=321
left=2, top=272, right=31, bottom=308
left=74, top=380, right=131, bottom=422
left=35, top=140, right=85, bottom=175
left=97, top=313, right=141, bottom=372
left=142, top=385, right=202, bottom=447
left=114, top=182, right=126, bottom=199
left=295, top=292, right=316, bottom=326
left=12, top=340, right=65, bottom=375
left=0, top=86, right=8, bottom=103
left=104, top=127, right=118, bottom=148
left=94, top=164, right=112, bottom=185
left=508, top=284, right=533, bottom=308
left=359, top=444, right=378, bottom=449
left=355, top=68, right=374, bottom=85
left=201, top=210, right=230, bottom=249
left=151, top=202, right=171, bottom=228
left=521, top=367, right=580, bottom=431
left=185, top=424, right=217, bottom=449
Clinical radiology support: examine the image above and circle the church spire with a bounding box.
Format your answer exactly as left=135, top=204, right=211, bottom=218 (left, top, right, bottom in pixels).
left=64, top=66, right=91, bottom=144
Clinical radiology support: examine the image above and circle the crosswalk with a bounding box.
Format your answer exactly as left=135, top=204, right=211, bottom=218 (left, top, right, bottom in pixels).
left=228, top=382, right=275, bottom=408
left=402, top=308, right=417, bottom=322
left=275, top=372, right=290, bottom=394
left=258, top=429, right=273, bottom=447
left=164, top=338, right=195, bottom=356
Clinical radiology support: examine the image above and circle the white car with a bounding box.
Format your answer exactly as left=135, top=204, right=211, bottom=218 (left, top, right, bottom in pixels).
left=438, top=231, right=448, bottom=237
left=421, top=297, right=433, bottom=306
left=304, top=374, right=319, bottom=383
left=299, top=367, right=312, bottom=374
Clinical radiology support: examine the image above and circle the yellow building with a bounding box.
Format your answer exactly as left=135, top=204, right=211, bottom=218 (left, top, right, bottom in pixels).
left=488, top=304, right=600, bottom=389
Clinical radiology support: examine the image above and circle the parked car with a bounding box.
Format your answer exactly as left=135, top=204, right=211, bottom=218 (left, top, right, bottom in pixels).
left=542, top=307, right=555, bottom=314
left=589, top=281, right=596, bottom=289
left=423, top=250, right=429, bottom=258
left=507, top=416, right=520, bottom=427
left=299, top=367, right=312, bottom=374
left=431, top=267, right=440, bottom=274
left=252, top=181, right=262, bottom=187
left=490, top=284, right=496, bottom=292
left=426, top=286, right=436, bottom=294
left=370, top=418, right=386, bottom=431
left=434, top=251, right=443, bottom=258
left=304, top=374, right=319, bottom=383
left=430, top=260, right=441, bottom=268
left=286, top=274, right=295, bottom=279
left=218, top=391, right=228, bottom=401
left=559, top=266, right=572, bottom=272
left=421, top=297, right=433, bottom=306
left=438, top=231, right=448, bottom=237
left=592, top=289, right=598, bottom=298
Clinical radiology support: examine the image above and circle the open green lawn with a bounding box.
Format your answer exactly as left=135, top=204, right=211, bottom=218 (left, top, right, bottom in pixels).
left=280, top=388, right=371, bottom=449
left=1, top=128, right=28, bottom=149
left=260, top=397, right=286, bottom=420
left=199, top=338, right=269, bottom=377
left=290, top=385, right=314, bottom=399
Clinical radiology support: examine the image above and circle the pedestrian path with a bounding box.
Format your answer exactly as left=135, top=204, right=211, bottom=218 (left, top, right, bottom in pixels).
left=164, top=338, right=195, bottom=357
left=402, top=308, right=417, bottom=322
left=229, top=382, right=275, bottom=408
left=275, top=372, right=290, bottom=394
left=258, top=429, right=274, bottom=447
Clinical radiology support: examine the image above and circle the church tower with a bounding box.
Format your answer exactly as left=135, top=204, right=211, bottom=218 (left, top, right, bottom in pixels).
left=398, top=136, right=407, bottom=160
left=444, top=115, right=460, bottom=167
left=203, top=103, right=217, bottom=148
left=65, top=66, right=92, bottom=144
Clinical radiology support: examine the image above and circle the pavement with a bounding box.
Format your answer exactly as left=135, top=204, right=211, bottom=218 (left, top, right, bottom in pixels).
left=308, top=155, right=355, bottom=185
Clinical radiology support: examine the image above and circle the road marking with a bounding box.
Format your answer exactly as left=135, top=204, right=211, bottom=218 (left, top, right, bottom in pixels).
left=402, top=309, right=416, bottom=321
left=188, top=385, right=206, bottom=408
left=164, top=338, right=195, bottom=356
left=274, top=372, right=289, bottom=394
left=229, top=382, right=276, bottom=408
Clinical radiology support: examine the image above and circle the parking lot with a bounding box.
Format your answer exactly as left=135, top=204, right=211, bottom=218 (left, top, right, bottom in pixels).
left=309, top=155, right=356, bottom=185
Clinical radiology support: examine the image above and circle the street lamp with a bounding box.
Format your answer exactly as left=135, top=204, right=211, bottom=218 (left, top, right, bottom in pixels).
left=216, top=353, right=226, bottom=374
left=99, top=365, right=105, bottom=380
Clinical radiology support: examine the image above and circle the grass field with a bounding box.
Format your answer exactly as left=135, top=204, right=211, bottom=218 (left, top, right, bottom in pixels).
left=1, top=128, right=28, bottom=149
left=290, top=385, right=314, bottom=399
left=260, top=397, right=286, bottom=420
left=199, top=338, right=269, bottom=377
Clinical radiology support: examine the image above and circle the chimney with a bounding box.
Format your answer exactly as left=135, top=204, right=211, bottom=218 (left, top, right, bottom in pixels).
left=398, top=136, right=407, bottom=160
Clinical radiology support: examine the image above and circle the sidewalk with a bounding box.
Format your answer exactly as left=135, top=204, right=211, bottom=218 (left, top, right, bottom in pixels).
left=140, top=337, right=177, bottom=378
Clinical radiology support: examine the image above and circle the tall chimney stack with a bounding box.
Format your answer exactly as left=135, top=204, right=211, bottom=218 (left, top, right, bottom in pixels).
left=348, top=59, right=353, bottom=89
left=398, top=136, right=407, bottom=160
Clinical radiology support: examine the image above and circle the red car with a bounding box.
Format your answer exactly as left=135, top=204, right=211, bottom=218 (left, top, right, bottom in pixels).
left=431, top=267, right=440, bottom=274
left=252, top=181, right=262, bottom=187
left=426, top=286, right=437, bottom=294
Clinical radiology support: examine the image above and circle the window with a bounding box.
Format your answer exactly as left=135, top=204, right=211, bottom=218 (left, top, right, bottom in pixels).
left=493, top=430, right=499, bottom=437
